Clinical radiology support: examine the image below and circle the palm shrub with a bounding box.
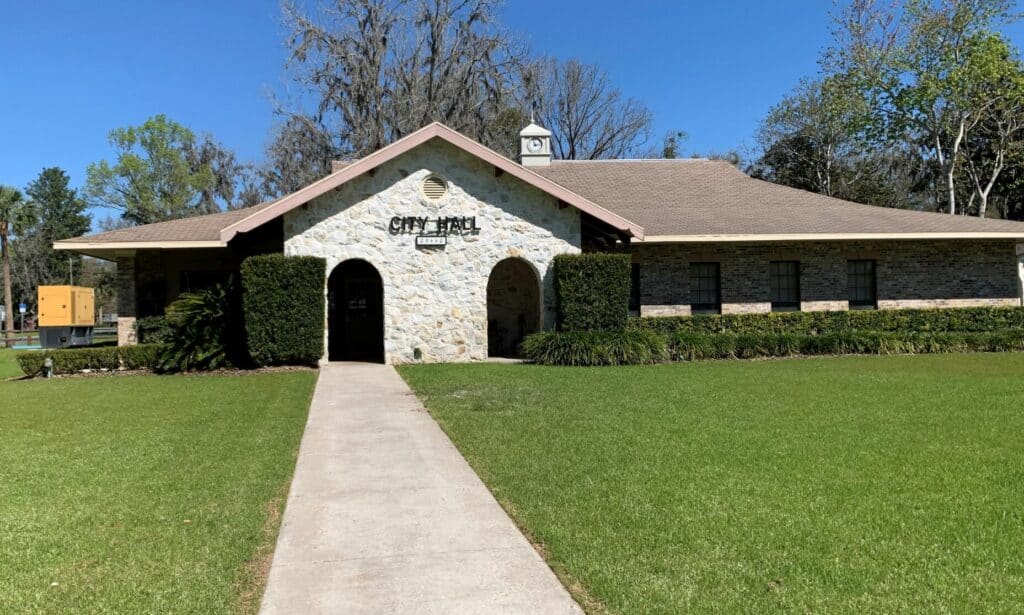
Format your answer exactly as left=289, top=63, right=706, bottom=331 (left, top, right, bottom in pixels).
left=135, top=315, right=173, bottom=344
left=158, top=281, right=244, bottom=372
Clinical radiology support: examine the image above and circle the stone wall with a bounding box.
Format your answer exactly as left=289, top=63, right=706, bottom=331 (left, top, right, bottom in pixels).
left=632, top=240, right=1021, bottom=316
left=284, top=139, right=581, bottom=363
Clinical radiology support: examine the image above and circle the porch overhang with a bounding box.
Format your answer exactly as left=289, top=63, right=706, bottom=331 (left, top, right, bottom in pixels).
left=53, top=240, right=228, bottom=261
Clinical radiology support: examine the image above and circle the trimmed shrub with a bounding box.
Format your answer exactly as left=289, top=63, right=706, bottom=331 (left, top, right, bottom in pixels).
left=135, top=315, right=173, bottom=344
left=157, top=282, right=243, bottom=372
left=633, top=306, right=1024, bottom=337
left=668, top=329, right=1024, bottom=361
left=241, top=254, right=326, bottom=367
left=16, top=344, right=168, bottom=377
left=553, top=253, right=631, bottom=332
left=121, top=343, right=164, bottom=370
left=521, top=330, right=668, bottom=366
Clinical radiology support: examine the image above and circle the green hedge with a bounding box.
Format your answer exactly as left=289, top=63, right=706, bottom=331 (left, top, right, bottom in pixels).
left=633, top=306, right=1024, bottom=337
left=241, top=254, right=326, bottom=367
left=17, top=344, right=169, bottom=377
left=670, top=330, right=1024, bottom=361
left=519, top=327, right=1024, bottom=366
left=521, top=330, right=668, bottom=366
left=553, top=253, right=631, bottom=332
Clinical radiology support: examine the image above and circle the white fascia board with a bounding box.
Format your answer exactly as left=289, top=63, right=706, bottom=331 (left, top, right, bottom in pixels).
left=639, top=233, right=1024, bottom=244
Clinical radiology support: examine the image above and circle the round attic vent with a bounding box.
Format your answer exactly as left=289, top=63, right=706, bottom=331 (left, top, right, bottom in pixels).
left=421, top=174, right=448, bottom=201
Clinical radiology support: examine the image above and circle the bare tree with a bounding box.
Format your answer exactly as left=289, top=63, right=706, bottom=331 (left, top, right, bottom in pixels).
left=281, top=0, right=525, bottom=160
left=184, top=134, right=243, bottom=214
left=522, top=58, right=653, bottom=159
left=260, top=114, right=337, bottom=197
left=234, top=164, right=269, bottom=209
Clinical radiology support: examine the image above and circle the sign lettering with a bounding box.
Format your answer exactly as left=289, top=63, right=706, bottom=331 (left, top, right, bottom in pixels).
left=387, top=216, right=480, bottom=237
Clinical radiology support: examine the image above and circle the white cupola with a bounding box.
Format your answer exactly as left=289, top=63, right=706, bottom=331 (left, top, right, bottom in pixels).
left=519, top=120, right=552, bottom=167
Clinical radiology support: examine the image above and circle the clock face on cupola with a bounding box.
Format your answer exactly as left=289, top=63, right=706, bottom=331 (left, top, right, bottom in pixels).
left=519, top=120, right=552, bottom=167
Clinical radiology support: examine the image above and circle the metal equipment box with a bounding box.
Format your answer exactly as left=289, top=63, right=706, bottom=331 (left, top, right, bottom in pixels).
left=38, top=286, right=96, bottom=348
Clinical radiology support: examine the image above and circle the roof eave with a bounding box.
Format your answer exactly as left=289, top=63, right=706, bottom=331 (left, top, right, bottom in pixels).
left=638, top=232, right=1024, bottom=243
left=54, top=239, right=228, bottom=254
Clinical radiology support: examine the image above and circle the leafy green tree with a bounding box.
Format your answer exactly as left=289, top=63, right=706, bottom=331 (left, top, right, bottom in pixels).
left=829, top=0, right=1021, bottom=215
left=752, top=78, right=872, bottom=197
left=958, top=35, right=1024, bottom=217
left=85, top=115, right=225, bottom=225
left=0, top=186, right=34, bottom=347
left=20, top=168, right=91, bottom=287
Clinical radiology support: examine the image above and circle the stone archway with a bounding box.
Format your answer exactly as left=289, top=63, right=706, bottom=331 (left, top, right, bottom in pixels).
left=328, top=259, right=385, bottom=362
left=486, top=258, right=541, bottom=357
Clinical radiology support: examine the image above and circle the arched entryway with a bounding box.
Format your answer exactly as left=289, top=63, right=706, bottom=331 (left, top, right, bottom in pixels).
left=487, top=258, right=541, bottom=357
left=328, top=259, right=385, bottom=362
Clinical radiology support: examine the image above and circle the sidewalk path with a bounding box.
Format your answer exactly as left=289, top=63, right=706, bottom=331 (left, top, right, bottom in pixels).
left=259, top=363, right=583, bottom=614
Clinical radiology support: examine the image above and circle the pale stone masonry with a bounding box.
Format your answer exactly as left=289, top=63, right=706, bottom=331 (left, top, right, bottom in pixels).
left=633, top=240, right=1021, bottom=316
left=284, top=139, right=580, bottom=363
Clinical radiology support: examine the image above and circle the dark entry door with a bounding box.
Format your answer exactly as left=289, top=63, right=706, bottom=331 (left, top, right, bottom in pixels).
left=328, top=260, right=384, bottom=362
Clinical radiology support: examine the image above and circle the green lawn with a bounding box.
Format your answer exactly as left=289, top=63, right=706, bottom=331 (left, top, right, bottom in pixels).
left=399, top=354, right=1024, bottom=614
left=0, top=367, right=316, bottom=614
left=0, top=348, right=20, bottom=379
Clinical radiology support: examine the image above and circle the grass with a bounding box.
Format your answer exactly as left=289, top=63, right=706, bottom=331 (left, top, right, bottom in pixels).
left=0, top=348, right=21, bottom=379
left=399, top=354, right=1024, bottom=613
left=0, top=367, right=316, bottom=614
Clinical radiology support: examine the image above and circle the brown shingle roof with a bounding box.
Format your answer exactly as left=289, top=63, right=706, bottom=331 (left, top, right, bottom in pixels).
left=534, top=159, right=1024, bottom=239
left=59, top=199, right=280, bottom=245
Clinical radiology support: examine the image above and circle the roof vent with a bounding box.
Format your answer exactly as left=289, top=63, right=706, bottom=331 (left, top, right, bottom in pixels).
left=421, top=174, right=448, bottom=201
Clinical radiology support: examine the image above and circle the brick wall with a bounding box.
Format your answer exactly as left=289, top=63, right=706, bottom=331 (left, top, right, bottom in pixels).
left=631, top=240, right=1021, bottom=316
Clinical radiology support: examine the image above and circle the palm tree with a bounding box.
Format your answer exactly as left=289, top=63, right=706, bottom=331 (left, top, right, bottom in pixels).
left=0, top=186, right=30, bottom=348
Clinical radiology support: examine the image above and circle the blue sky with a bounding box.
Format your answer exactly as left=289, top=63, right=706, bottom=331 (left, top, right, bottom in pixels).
left=3, top=0, right=1024, bottom=219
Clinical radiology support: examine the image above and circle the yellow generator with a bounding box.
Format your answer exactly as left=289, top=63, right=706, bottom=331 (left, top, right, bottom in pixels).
left=38, top=285, right=95, bottom=348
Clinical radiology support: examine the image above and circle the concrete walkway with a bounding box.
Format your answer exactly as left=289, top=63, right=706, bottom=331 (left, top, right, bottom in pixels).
left=259, top=363, right=582, bottom=615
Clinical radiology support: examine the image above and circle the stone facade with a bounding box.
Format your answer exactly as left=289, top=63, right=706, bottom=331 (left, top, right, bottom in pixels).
left=284, top=139, right=580, bottom=364
left=632, top=240, right=1022, bottom=316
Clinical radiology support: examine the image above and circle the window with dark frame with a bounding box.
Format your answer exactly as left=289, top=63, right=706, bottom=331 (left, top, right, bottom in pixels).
left=689, top=262, right=721, bottom=314
left=769, top=261, right=801, bottom=312
left=847, top=260, right=877, bottom=309
left=629, top=263, right=641, bottom=314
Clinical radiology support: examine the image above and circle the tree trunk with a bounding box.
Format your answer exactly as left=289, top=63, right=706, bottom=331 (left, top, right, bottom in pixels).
left=978, top=193, right=988, bottom=219
left=944, top=162, right=957, bottom=215
left=1, top=225, right=14, bottom=349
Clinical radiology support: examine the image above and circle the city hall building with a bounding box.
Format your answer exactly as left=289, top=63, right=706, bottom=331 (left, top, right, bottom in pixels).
left=56, top=122, right=1024, bottom=363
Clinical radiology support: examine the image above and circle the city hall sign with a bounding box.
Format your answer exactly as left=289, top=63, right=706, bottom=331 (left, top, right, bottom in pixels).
left=388, top=215, right=481, bottom=247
